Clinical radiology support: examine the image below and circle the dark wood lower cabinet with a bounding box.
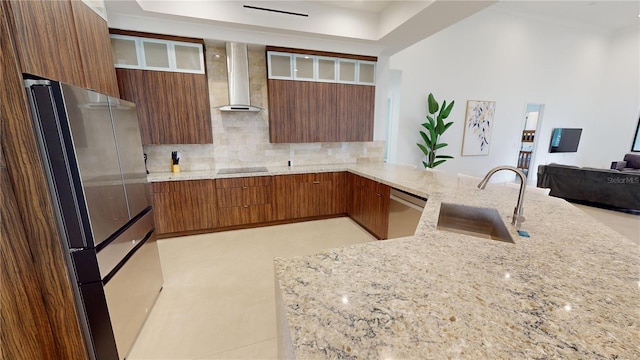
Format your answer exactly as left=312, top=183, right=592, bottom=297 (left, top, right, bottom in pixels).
left=151, top=172, right=389, bottom=239
left=274, top=172, right=347, bottom=220
left=347, top=173, right=390, bottom=239
left=150, top=180, right=217, bottom=234
left=363, top=181, right=390, bottom=239
left=215, top=176, right=275, bottom=227
left=217, top=205, right=273, bottom=228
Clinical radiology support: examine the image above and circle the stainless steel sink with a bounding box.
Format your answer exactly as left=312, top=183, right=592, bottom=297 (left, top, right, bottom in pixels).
left=437, top=203, right=514, bottom=243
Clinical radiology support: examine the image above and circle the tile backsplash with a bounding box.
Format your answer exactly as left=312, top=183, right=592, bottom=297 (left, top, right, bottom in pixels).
left=144, top=44, right=384, bottom=173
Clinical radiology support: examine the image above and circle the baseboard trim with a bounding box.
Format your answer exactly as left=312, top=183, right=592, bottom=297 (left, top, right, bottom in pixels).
left=157, top=213, right=348, bottom=239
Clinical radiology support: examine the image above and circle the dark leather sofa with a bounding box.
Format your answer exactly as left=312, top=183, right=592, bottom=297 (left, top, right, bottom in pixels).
left=537, top=163, right=640, bottom=211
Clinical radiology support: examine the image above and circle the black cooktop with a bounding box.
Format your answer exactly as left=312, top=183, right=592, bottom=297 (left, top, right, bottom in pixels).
left=217, top=166, right=269, bottom=174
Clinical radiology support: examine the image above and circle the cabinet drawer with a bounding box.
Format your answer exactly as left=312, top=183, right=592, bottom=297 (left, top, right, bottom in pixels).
left=149, top=181, right=181, bottom=193
left=215, top=176, right=272, bottom=188
left=216, top=186, right=271, bottom=207
left=217, top=205, right=273, bottom=227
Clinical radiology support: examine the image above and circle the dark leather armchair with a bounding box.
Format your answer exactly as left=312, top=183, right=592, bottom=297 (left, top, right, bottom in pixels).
left=611, top=153, right=640, bottom=172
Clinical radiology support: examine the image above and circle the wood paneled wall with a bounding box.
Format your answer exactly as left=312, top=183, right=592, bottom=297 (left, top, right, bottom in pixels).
left=0, top=3, right=87, bottom=359
left=1, top=150, right=58, bottom=360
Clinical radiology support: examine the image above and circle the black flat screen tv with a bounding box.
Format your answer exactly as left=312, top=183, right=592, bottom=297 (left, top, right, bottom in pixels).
left=549, top=128, right=582, bottom=153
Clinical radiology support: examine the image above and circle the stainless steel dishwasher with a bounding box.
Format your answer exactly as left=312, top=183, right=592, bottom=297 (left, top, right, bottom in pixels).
left=388, top=188, right=426, bottom=238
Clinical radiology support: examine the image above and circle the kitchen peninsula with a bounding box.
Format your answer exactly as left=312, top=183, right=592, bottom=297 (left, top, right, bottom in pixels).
left=149, top=163, right=638, bottom=358
left=272, top=163, right=639, bottom=359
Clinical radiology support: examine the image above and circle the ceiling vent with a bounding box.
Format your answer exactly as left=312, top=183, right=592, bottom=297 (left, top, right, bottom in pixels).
left=243, top=5, right=308, bottom=17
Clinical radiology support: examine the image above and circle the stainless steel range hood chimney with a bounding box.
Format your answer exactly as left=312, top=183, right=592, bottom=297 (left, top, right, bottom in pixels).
left=219, top=43, right=261, bottom=112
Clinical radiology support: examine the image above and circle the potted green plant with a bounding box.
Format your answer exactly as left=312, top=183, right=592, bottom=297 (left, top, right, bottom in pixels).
left=417, top=93, right=455, bottom=168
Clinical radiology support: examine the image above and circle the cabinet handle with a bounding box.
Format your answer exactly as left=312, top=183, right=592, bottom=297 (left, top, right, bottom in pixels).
left=313, top=181, right=320, bottom=184
left=242, top=186, right=248, bottom=189
left=243, top=205, right=249, bottom=208
left=376, top=193, right=382, bottom=197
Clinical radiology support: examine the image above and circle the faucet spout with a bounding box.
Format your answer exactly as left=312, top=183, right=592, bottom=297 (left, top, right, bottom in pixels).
left=477, top=166, right=527, bottom=228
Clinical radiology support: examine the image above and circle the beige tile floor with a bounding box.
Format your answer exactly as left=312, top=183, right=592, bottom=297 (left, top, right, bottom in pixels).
left=128, top=202, right=638, bottom=360
left=573, top=203, right=640, bottom=245
left=127, top=217, right=376, bottom=360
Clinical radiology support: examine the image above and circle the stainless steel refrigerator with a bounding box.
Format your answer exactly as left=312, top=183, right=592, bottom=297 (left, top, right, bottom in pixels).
left=25, top=79, right=163, bottom=360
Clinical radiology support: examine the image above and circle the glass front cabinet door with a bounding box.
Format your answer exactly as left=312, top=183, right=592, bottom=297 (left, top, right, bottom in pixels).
left=338, top=59, right=357, bottom=83
left=268, top=52, right=293, bottom=79
left=358, top=61, right=376, bottom=85
left=111, top=36, right=140, bottom=68
left=316, top=57, right=337, bottom=82
left=266, top=50, right=375, bottom=86
left=110, top=35, right=205, bottom=74
left=293, top=55, right=315, bottom=80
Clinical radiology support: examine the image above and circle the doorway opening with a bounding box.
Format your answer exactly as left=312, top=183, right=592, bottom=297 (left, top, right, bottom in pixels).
left=517, top=104, right=544, bottom=183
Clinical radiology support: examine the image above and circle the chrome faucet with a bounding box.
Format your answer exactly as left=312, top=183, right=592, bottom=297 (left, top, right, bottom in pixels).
left=477, top=166, right=527, bottom=228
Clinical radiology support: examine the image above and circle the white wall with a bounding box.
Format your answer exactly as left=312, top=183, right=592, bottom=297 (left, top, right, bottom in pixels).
left=582, top=25, right=640, bottom=166
left=389, top=6, right=639, bottom=183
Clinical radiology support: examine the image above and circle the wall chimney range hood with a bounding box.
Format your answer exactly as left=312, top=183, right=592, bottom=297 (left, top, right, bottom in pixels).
left=219, top=42, right=261, bottom=112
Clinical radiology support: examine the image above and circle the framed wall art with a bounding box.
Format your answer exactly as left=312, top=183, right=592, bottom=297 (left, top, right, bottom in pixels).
left=462, top=100, right=496, bottom=156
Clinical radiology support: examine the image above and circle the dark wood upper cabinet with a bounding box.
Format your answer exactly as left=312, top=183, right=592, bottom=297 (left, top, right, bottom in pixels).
left=269, top=81, right=339, bottom=143
left=289, top=81, right=313, bottom=142
left=268, top=79, right=373, bottom=143
left=70, top=1, right=119, bottom=97
left=268, top=79, right=293, bottom=143
left=7, top=0, right=86, bottom=86
left=309, top=82, right=338, bottom=142
left=116, top=68, right=213, bottom=144
left=7, top=0, right=118, bottom=96
left=337, top=84, right=375, bottom=142
left=266, top=47, right=375, bottom=144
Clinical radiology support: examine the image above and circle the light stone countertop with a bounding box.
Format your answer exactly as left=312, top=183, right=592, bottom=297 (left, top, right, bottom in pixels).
left=272, top=163, right=639, bottom=359
left=146, top=164, right=355, bottom=182
left=147, top=163, right=639, bottom=358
